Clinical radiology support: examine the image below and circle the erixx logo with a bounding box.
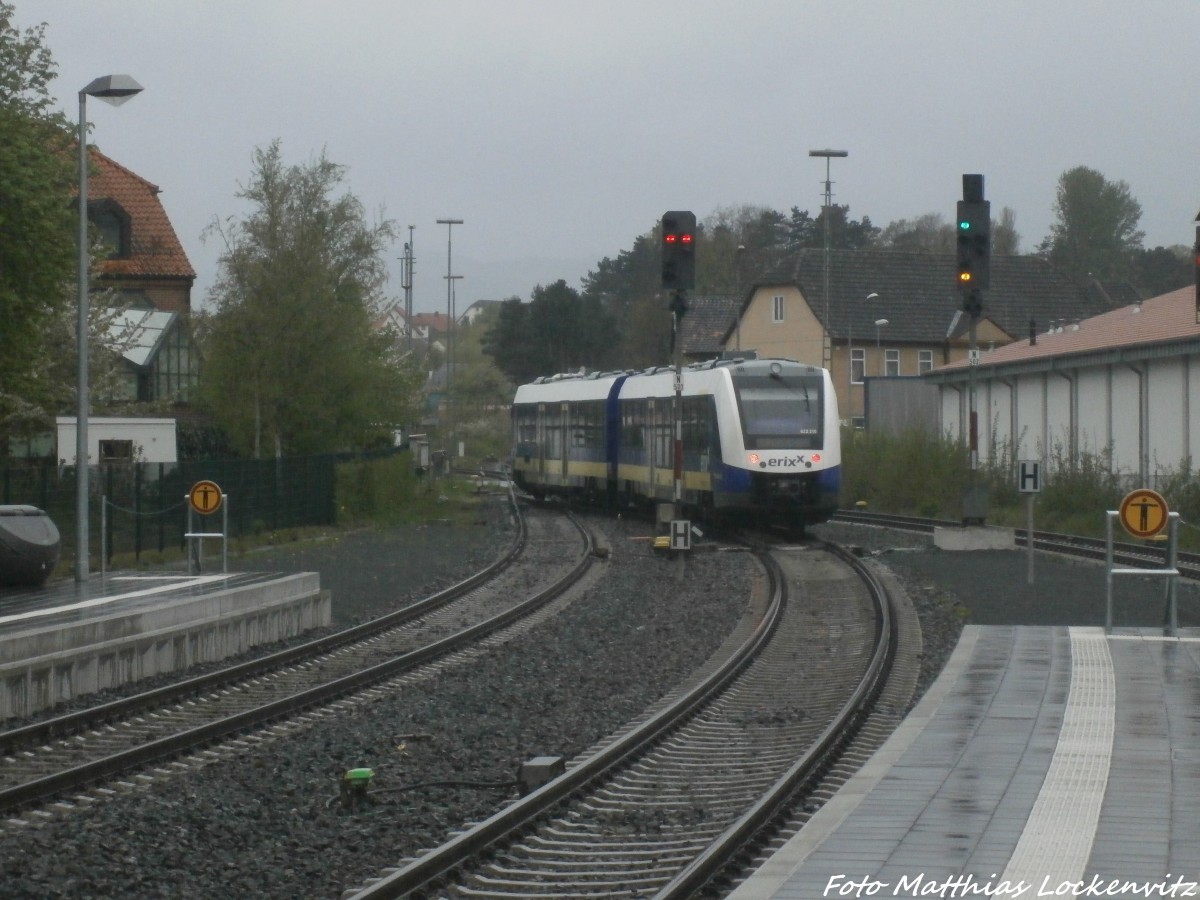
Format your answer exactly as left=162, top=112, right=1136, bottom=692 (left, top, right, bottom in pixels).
left=748, top=453, right=818, bottom=470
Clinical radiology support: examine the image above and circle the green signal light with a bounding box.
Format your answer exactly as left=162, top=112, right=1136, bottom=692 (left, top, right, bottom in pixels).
left=959, top=221, right=971, bottom=230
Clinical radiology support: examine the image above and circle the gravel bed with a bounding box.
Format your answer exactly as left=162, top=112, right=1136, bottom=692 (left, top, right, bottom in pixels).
left=10, top=507, right=1153, bottom=898
left=1, top=505, right=763, bottom=899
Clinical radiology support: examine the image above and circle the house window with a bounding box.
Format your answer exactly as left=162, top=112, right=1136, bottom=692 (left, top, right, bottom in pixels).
left=851, top=348, right=865, bottom=384
left=918, top=349, right=934, bottom=374
left=99, top=440, right=133, bottom=464
left=772, top=295, right=785, bottom=323
left=885, top=349, right=900, bottom=376
left=89, top=199, right=132, bottom=258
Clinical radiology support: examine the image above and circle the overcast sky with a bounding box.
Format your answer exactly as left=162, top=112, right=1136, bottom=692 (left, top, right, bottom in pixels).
left=30, top=1, right=1200, bottom=314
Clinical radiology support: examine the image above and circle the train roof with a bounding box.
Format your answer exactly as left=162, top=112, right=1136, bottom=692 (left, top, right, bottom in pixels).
left=512, top=370, right=628, bottom=404
left=514, top=359, right=829, bottom=403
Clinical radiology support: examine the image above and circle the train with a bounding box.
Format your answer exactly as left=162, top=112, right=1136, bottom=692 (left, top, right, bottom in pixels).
left=511, top=356, right=841, bottom=529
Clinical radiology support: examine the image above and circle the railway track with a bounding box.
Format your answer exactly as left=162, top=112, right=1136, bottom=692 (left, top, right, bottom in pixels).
left=0, top=498, right=596, bottom=820
left=339, top=537, right=907, bottom=900
left=831, top=509, right=1200, bottom=576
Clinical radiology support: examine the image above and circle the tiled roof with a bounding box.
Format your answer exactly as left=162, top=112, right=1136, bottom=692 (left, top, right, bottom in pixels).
left=680, top=294, right=739, bottom=357
left=86, top=148, right=196, bottom=280
left=411, top=312, right=451, bottom=333
left=736, top=250, right=1118, bottom=346
left=936, top=285, right=1199, bottom=374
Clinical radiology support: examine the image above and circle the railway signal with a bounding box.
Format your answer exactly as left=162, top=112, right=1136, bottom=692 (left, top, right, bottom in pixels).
left=956, top=175, right=990, bottom=316
left=661, top=210, right=696, bottom=292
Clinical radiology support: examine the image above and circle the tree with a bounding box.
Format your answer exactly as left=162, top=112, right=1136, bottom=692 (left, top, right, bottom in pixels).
left=993, top=207, right=1021, bottom=255
left=201, top=141, right=419, bottom=457
left=876, top=213, right=955, bottom=253
left=1129, top=245, right=1192, bottom=298
left=1038, top=166, right=1144, bottom=284
left=0, top=3, right=77, bottom=439
left=482, top=280, right=619, bottom=384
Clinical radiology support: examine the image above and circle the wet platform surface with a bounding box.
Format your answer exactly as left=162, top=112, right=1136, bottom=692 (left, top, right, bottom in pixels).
left=730, top=625, right=1200, bottom=899
left=0, top=571, right=287, bottom=634
left=0, top=568, right=326, bottom=719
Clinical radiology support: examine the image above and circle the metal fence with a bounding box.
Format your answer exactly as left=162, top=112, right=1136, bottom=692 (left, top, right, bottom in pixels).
left=0, top=455, right=338, bottom=568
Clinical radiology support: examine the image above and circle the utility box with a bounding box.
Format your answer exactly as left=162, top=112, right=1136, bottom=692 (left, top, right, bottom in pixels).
left=518, top=756, right=565, bottom=795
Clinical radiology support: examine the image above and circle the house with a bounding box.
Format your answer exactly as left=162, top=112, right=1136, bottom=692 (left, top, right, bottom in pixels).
left=459, top=299, right=501, bottom=326
left=87, top=148, right=195, bottom=314
left=709, top=250, right=1120, bottom=428
left=84, top=148, right=199, bottom=404
left=409, top=312, right=452, bottom=353
left=927, top=285, right=1200, bottom=487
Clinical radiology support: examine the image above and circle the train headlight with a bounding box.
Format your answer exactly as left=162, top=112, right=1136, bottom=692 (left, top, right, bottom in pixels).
left=811, top=453, right=821, bottom=463
left=748, top=453, right=760, bottom=465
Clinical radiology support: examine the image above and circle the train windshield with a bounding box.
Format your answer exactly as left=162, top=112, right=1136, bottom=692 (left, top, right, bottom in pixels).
left=731, top=372, right=824, bottom=450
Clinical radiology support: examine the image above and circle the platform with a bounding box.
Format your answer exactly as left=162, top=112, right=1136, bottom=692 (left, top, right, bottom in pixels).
left=731, top=625, right=1200, bottom=898
left=0, top=570, right=328, bottom=719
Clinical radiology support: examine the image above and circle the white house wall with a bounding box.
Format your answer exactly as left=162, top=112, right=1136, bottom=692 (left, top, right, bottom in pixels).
left=1147, top=358, right=1187, bottom=472
left=1108, top=366, right=1141, bottom=476
left=1076, top=368, right=1109, bottom=461
left=1015, top=378, right=1044, bottom=459
left=1046, top=373, right=1072, bottom=459
left=936, top=354, right=1200, bottom=487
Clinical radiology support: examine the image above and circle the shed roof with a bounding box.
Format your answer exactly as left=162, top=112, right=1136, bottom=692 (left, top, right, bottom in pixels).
left=933, top=285, right=1199, bottom=377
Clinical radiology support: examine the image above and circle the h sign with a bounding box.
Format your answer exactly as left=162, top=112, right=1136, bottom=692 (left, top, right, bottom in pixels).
left=670, top=519, right=692, bottom=551
left=1017, top=459, right=1041, bottom=494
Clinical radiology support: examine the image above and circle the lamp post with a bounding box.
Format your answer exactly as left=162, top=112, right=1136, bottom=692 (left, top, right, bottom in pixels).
left=436, top=218, right=462, bottom=455
left=808, top=148, right=847, bottom=370
left=874, top=318, right=888, bottom=375
left=76, top=75, right=142, bottom=583
left=849, top=293, right=878, bottom=417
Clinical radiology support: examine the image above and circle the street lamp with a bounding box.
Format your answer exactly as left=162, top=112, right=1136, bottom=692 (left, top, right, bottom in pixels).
left=76, top=75, right=143, bottom=583
left=849, top=293, right=878, bottom=416
left=436, top=218, right=463, bottom=455
left=809, top=148, right=847, bottom=370
left=874, top=318, right=889, bottom=375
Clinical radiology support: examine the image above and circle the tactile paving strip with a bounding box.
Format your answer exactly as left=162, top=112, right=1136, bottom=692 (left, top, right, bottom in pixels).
left=1000, top=626, right=1114, bottom=887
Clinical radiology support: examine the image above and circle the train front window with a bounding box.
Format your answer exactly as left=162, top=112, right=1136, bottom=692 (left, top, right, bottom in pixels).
left=732, top=373, right=823, bottom=449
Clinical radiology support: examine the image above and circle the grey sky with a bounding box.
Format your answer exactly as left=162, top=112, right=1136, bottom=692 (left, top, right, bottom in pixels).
left=31, top=0, right=1200, bottom=314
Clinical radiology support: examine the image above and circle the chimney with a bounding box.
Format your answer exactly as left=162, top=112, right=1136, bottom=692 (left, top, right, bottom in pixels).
left=1029, top=318, right=1036, bottom=346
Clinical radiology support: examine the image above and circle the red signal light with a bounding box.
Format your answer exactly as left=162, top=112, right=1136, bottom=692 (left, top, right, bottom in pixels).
left=681, top=233, right=693, bottom=245
left=664, top=234, right=677, bottom=244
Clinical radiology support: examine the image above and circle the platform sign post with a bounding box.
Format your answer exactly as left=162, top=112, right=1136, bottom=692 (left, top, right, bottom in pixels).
left=1106, top=489, right=1180, bottom=635
left=186, top=480, right=228, bottom=574
left=1017, top=459, right=1041, bottom=584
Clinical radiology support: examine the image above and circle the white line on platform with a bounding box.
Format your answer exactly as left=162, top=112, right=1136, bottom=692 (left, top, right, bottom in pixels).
left=0, top=574, right=233, bottom=626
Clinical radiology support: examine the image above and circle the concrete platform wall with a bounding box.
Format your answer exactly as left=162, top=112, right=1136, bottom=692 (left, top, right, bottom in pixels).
left=0, top=574, right=329, bottom=719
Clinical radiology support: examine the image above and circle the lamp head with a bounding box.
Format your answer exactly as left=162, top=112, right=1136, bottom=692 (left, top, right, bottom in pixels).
left=82, top=75, right=143, bottom=106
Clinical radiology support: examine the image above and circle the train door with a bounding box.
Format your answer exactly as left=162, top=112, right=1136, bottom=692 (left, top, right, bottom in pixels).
left=535, top=403, right=547, bottom=481
left=650, top=399, right=674, bottom=500
left=559, top=402, right=569, bottom=484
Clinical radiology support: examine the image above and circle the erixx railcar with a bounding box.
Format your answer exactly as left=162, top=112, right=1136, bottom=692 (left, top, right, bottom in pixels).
left=511, top=357, right=840, bottom=528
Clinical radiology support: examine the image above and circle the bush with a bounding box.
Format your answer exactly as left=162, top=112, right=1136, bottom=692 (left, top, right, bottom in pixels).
left=335, top=453, right=482, bottom=526
left=842, top=428, right=1200, bottom=545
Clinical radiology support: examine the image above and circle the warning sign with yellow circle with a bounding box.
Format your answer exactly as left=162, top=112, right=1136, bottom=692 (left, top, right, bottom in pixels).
left=1118, top=488, right=1169, bottom=539
left=188, top=480, right=224, bottom=515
